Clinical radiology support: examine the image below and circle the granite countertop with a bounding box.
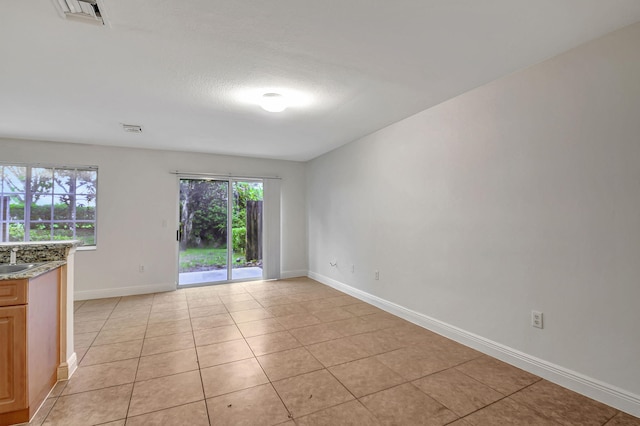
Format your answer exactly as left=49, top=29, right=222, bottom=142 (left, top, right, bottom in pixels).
left=0, top=261, right=66, bottom=281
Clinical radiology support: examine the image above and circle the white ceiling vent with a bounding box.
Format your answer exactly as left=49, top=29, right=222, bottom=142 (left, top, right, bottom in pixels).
left=122, top=124, right=143, bottom=133
left=55, top=0, right=105, bottom=25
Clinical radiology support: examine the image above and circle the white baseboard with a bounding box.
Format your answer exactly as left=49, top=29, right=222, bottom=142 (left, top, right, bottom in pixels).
left=308, top=271, right=640, bottom=418
left=75, top=282, right=176, bottom=300
left=57, top=351, right=77, bottom=381
left=281, top=269, right=308, bottom=279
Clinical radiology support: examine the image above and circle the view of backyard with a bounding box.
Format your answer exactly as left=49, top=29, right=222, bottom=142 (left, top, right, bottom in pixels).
left=0, top=165, right=97, bottom=245
left=179, top=247, right=254, bottom=271
left=178, top=179, right=263, bottom=283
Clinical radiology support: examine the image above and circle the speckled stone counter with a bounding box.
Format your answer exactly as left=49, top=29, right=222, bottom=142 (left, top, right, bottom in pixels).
left=0, top=241, right=78, bottom=264
left=0, top=260, right=67, bottom=281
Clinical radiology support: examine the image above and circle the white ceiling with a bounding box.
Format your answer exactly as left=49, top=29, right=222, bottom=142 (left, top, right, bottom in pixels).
left=2, top=1, right=640, bottom=161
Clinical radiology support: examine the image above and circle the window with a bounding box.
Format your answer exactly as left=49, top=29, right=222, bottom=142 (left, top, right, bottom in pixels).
left=0, top=163, right=97, bottom=246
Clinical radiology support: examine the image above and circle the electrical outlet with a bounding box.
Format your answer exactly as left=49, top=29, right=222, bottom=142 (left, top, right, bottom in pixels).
left=374, top=270, right=379, bottom=280
left=531, top=310, right=543, bottom=329
left=139, top=265, right=145, bottom=273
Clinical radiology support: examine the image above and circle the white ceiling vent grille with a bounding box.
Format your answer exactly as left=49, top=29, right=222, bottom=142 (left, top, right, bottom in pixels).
left=122, top=124, right=143, bottom=133
left=55, top=0, right=105, bottom=25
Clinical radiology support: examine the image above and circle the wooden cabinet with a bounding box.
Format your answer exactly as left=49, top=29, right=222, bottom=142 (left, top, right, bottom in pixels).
left=0, top=269, right=60, bottom=425
left=0, top=306, right=27, bottom=419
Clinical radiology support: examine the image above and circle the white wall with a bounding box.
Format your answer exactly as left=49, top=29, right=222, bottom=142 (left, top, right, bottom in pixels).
left=0, top=139, right=308, bottom=298
left=307, top=22, right=640, bottom=410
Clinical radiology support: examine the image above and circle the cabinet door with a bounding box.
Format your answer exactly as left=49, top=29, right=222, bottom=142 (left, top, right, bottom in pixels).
left=0, top=305, right=27, bottom=414
left=0, top=280, right=27, bottom=307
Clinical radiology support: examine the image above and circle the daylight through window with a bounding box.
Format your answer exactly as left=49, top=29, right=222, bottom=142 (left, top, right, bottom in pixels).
left=0, top=163, right=97, bottom=246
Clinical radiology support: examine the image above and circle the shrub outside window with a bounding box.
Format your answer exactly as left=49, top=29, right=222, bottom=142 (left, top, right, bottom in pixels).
left=0, top=163, right=97, bottom=246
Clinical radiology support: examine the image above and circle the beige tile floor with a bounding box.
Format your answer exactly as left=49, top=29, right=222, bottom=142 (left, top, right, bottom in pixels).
left=20, top=277, right=640, bottom=425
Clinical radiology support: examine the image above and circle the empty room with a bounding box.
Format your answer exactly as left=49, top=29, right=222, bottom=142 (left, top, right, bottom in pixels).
left=1, top=1, right=639, bottom=425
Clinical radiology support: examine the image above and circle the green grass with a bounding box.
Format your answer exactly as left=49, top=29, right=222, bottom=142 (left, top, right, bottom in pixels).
left=179, top=247, right=247, bottom=272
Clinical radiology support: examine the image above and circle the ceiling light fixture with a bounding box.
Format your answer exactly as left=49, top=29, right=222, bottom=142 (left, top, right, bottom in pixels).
left=259, top=93, right=287, bottom=113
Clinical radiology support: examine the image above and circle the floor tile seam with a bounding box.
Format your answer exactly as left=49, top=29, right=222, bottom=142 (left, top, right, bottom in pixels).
left=147, top=318, right=193, bottom=334
left=408, top=372, right=504, bottom=419
left=198, top=353, right=264, bottom=373
left=103, top=311, right=151, bottom=324
left=188, top=311, right=234, bottom=323
left=224, top=306, right=269, bottom=314
left=505, top=378, right=604, bottom=425
left=148, top=307, right=190, bottom=318
left=186, top=302, right=225, bottom=310
left=304, top=336, right=406, bottom=361
left=398, top=353, right=490, bottom=382
left=188, top=304, right=229, bottom=314
left=74, top=306, right=118, bottom=316
left=256, top=345, right=326, bottom=383
left=281, top=332, right=339, bottom=347
left=32, top=392, right=60, bottom=426
left=323, top=361, right=385, bottom=403
left=134, top=363, right=201, bottom=383
left=246, top=331, right=305, bottom=356
left=107, top=309, right=153, bottom=320
left=94, top=418, right=127, bottom=425
left=411, top=363, right=502, bottom=396
left=141, top=344, right=196, bottom=358
left=503, top=395, right=566, bottom=425
left=601, top=411, right=624, bottom=425
left=74, top=313, right=111, bottom=324
left=194, top=335, right=245, bottom=348
left=91, top=335, right=146, bottom=347
left=70, top=356, right=144, bottom=377
left=191, top=316, right=214, bottom=426
left=149, top=307, right=190, bottom=317
left=80, top=350, right=143, bottom=368
left=201, top=376, right=274, bottom=401
left=303, top=315, right=356, bottom=324
left=74, top=324, right=103, bottom=341
left=61, top=376, right=138, bottom=397
left=358, top=381, right=450, bottom=408
left=454, top=364, right=543, bottom=399
left=239, top=331, right=297, bottom=421
left=127, top=396, right=208, bottom=422
left=447, top=392, right=558, bottom=426
left=219, top=294, right=260, bottom=304
left=194, top=336, right=246, bottom=351
left=283, top=392, right=359, bottom=422
left=56, top=381, right=136, bottom=401
left=142, top=327, right=193, bottom=341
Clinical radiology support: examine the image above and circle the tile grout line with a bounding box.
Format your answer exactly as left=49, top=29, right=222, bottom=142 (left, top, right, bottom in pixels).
left=117, top=295, right=146, bottom=424
left=188, top=298, right=213, bottom=426
left=230, top=291, right=296, bottom=423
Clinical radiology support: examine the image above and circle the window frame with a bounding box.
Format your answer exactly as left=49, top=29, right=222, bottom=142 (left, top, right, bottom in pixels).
left=0, top=162, right=98, bottom=247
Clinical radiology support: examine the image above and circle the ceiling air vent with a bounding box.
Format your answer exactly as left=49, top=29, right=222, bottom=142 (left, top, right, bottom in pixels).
left=122, top=124, right=143, bottom=133
left=55, top=0, right=105, bottom=25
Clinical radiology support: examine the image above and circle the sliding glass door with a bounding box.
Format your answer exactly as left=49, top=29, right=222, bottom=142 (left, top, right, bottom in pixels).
left=178, top=178, right=263, bottom=286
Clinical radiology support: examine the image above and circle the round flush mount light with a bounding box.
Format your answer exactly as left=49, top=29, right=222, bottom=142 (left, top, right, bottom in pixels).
left=235, top=88, right=313, bottom=113
left=260, top=93, right=287, bottom=112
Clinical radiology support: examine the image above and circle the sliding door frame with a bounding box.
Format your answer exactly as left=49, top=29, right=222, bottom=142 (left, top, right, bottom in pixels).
left=175, top=174, right=266, bottom=288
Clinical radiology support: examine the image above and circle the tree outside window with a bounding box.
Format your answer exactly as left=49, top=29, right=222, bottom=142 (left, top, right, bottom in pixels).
left=0, top=164, right=97, bottom=246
